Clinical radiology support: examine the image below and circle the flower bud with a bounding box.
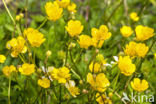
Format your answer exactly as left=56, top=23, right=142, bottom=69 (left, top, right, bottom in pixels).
left=46, top=50, right=52, bottom=57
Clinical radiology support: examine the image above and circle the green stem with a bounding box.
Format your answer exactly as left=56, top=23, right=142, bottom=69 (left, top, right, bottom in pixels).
left=37, top=18, right=48, bottom=30
left=19, top=54, right=26, bottom=63
left=69, top=49, right=82, bottom=79
left=25, top=0, right=28, bottom=28
left=106, top=0, right=123, bottom=24
left=70, top=68, right=81, bottom=80
left=8, top=76, right=11, bottom=104
left=112, top=71, right=120, bottom=90
left=2, top=0, right=15, bottom=25
left=59, top=85, right=62, bottom=104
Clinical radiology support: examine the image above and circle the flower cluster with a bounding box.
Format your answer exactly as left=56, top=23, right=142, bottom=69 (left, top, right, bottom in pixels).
left=1, top=0, right=155, bottom=103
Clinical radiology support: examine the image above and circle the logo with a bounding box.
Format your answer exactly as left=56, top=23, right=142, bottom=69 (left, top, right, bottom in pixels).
left=122, top=92, right=154, bottom=103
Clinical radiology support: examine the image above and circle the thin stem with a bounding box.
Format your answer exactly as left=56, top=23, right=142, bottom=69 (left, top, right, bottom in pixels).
left=19, top=54, right=26, bottom=63
left=37, top=18, right=48, bottom=30
left=59, top=85, right=62, bottom=104
left=2, top=0, right=15, bottom=25
left=8, top=76, right=11, bottom=104
left=25, top=0, right=28, bottom=28
left=106, top=0, right=123, bottom=24
left=69, top=49, right=82, bottom=79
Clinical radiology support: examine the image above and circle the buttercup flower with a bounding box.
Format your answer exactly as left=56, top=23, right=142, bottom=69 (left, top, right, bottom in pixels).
left=120, top=26, right=133, bottom=37
left=38, top=78, right=50, bottom=88
left=124, top=41, right=137, bottom=57
left=118, top=56, right=136, bottom=76
left=2, top=65, right=16, bottom=77
left=96, top=93, right=112, bottom=104
left=56, top=0, right=70, bottom=8
left=131, top=78, right=149, bottom=92
left=67, top=3, right=77, bottom=13
left=89, top=62, right=101, bottom=73
left=65, top=20, right=84, bottom=37
left=65, top=80, right=80, bottom=97
left=24, top=28, right=46, bottom=47
left=154, top=53, right=156, bottom=59
left=78, top=35, right=92, bottom=49
left=51, top=67, right=71, bottom=83
left=124, top=41, right=149, bottom=58
left=130, top=12, right=139, bottom=21
left=91, top=25, right=112, bottom=41
left=87, top=73, right=110, bottom=92
left=19, top=63, right=35, bottom=75
left=0, top=55, right=6, bottom=63
left=91, top=25, right=111, bottom=48
left=45, top=1, right=63, bottom=21
left=135, top=43, right=149, bottom=58
left=6, top=36, right=27, bottom=57
left=135, top=25, right=154, bottom=41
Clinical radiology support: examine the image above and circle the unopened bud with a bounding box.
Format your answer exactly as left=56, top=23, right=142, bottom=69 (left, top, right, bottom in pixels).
left=82, top=89, right=88, bottom=94
left=108, top=92, right=113, bottom=98
left=46, top=50, right=52, bottom=57
left=79, top=80, right=83, bottom=84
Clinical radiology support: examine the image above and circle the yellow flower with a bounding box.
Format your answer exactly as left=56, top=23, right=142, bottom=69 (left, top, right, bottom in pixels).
left=0, top=55, right=6, bottom=63
left=124, top=41, right=137, bottom=57
left=67, top=3, right=77, bottom=13
left=24, top=28, right=46, bottom=47
left=124, top=41, right=149, bottom=58
left=91, top=25, right=111, bottom=48
left=65, top=20, right=84, bottom=37
left=65, top=80, right=80, bottom=97
left=154, top=53, right=156, bottom=59
left=87, top=73, right=110, bottom=92
left=120, top=26, right=133, bottom=37
left=92, top=25, right=112, bottom=41
left=135, top=25, right=154, bottom=41
left=135, top=43, right=149, bottom=58
left=96, top=93, right=112, bottom=104
left=131, top=78, right=149, bottom=92
left=19, top=63, right=35, bottom=75
left=118, top=56, right=136, bottom=76
left=51, top=67, right=71, bottom=83
left=38, top=78, right=50, bottom=88
left=16, top=13, right=24, bottom=21
left=6, top=36, right=27, bottom=57
left=78, top=35, right=92, bottom=49
left=56, top=0, right=70, bottom=8
left=96, top=93, right=106, bottom=104
left=45, top=1, right=63, bottom=21
left=2, top=65, right=16, bottom=77
left=89, top=62, right=101, bottom=73
left=130, top=12, right=139, bottom=21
